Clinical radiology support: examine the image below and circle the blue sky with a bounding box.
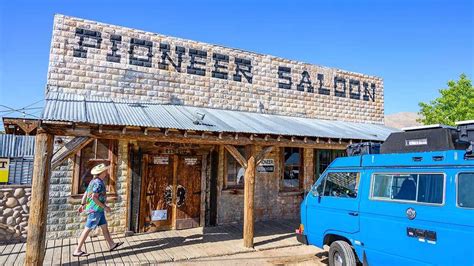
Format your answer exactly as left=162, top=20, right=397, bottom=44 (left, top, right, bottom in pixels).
left=0, top=0, right=472, bottom=124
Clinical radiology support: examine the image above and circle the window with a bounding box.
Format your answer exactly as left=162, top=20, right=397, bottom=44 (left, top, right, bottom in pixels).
left=314, top=149, right=346, bottom=181
left=225, top=146, right=247, bottom=188
left=281, top=147, right=303, bottom=190
left=74, top=139, right=117, bottom=195
left=371, top=173, right=444, bottom=204
left=322, top=172, right=359, bottom=198
left=458, top=173, right=474, bottom=209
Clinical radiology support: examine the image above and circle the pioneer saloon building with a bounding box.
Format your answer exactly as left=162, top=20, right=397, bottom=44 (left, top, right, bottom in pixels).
left=17, top=15, right=395, bottom=263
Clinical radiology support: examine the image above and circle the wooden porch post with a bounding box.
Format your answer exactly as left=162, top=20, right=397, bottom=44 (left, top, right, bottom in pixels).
left=224, top=145, right=273, bottom=248
left=243, top=148, right=256, bottom=248
left=25, top=130, right=54, bottom=266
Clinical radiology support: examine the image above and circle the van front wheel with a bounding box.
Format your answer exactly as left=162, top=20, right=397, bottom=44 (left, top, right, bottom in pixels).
left=329, top=240, right=357, bottom=266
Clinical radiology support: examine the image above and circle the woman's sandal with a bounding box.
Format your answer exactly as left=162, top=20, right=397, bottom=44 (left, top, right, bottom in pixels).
left=72, top=251, right=89, bottom=257
left=109, top=242, right=124, bottom=252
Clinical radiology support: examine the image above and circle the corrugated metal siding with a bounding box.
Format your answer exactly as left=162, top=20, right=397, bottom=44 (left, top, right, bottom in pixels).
left=42, top=92, right=396, bottom=141
left=0, top=135, right=35, bottom=157
left=0, top=135, right=35, bottom=184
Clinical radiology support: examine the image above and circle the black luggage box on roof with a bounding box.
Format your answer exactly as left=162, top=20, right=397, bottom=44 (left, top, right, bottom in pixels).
left=381, top=125, right=468, bottom=154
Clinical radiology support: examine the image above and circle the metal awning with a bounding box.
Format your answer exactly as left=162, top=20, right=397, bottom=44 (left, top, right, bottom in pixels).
left=41, top=92, right=397, bottom=141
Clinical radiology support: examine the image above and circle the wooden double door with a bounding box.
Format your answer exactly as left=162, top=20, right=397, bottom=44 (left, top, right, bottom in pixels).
left=140, top=154, right=202, bottom=232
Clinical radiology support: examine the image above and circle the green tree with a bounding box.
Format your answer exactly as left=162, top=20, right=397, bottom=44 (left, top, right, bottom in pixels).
left=418, top=74, right=474, bottom=126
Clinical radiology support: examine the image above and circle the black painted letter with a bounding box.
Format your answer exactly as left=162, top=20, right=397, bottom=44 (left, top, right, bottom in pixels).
left=334, top=77, right=346, bottom=97
left=349, top=79, right=361, bottom=100
left=129, top=38, right=153, bottom=67
left=106, top=34, right=122, bottom=63
left=233, top=58, right=252, bottom=83
left=297, top=71, right=314, bottom=92
left=212, top=53, right=229, bottom=79
left=317, top=74, right=330, bottom=95
left=159, top=43, right=185, bottom=72
left=73, top=28, right=102, bottom=58
left=278, top=66, right=292, bottom=89
left=187, top=49, right=207, bottom=76
left=363, top=82, right=376, bottom=101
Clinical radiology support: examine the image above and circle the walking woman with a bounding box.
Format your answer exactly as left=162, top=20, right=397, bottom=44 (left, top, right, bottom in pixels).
left=73, top=163, right=123, bottom=257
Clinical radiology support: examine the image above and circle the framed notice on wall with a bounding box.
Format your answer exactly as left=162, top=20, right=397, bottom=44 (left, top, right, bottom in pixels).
left=0, top=158, right=9, bottom=183
left=153, top=156, right=169, bottom=165
left=151, top=210, right=168, bottom=221
left=257, top=159, right=274, bottom=173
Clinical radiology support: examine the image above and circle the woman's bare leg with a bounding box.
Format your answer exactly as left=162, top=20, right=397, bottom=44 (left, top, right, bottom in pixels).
left=100, top=224, right=115, bottom=248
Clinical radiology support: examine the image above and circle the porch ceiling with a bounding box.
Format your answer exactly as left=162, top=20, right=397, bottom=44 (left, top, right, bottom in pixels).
left=41, top=92, right=396, bottom=141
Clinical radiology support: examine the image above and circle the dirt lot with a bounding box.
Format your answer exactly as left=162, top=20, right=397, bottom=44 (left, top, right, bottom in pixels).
left=180, top=245, right=329, bottom=265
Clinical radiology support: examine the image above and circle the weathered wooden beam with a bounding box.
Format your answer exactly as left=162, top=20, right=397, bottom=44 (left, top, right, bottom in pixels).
left=224, top=145, right=248, bottom=168
left=243, top=145, right=257, bottom=248
left=25, top=130, right=54, bottom=265
left=43, top=125, right=349, bottom=149
left=51, top=137, right=93, bottom=169
left=256, top=146, right=273, bottom=165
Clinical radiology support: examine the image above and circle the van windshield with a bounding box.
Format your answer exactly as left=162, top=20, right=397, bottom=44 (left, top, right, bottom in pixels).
left=372, top=173, right=444, bottom=204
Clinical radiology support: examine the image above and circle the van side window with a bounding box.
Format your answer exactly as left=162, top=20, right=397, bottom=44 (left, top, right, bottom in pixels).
left=372, top=173, right=444, bottom=204
left=323, top=172, right=359, bottom=198
left=458, top=173, right=474, bottom=208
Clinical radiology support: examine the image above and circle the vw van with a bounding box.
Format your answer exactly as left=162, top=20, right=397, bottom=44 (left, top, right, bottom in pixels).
left=297, top=122, right=474, bottom=265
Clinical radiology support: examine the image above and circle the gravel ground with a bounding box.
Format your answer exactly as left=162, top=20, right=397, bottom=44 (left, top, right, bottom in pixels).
left=173, top=245, right=329, bottom=265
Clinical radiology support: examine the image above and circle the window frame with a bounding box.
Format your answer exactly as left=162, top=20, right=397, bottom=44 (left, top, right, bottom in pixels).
left=280, top=147, right=304, bottom=192
left=314, top=149, right=346, bottom=182
left=369, top=172, right=446, bottom=206
left=319, top=171, right=361, bottom=199
left=71, top=139, right=118, bottom=196
left=223, top=145, right=248, bottom=190
left=456, top=172, right=474, bottom=210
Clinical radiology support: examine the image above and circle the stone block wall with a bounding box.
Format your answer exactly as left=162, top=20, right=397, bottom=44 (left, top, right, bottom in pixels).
left=0, top=185, right=31, bottom=243
left=217, top=146, right=313, bottom=224
left=46, top=15, right=384, bottom=124
left=46, top=139, right=129, bottom=239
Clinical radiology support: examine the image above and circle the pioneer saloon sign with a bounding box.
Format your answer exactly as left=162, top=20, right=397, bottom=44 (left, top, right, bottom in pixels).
left=73, top=27, right=375, bottom=101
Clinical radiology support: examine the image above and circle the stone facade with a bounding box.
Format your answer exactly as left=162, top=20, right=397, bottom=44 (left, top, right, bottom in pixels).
left=217, top=147, right=314, bottom=224
left=46, top=139, right=129, bottom=239
left=47, top=15, right=384, bottom=124
left=0, top=185, right=30, bottom=243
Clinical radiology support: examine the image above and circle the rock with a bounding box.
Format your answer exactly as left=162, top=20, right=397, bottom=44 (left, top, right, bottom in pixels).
left=19, top=221, right=28, bottom=227
left=16, top=217, right=21, bottom=224
left=3, top=208, right=13, bottom=217
left=12, top=210, right=20, bottom=219
left=22, top=205, right=29, bottom=213
left=18, top=196, right=28, bottom=205
left=14, top=188, right=25, bottom=198
left=13, top=205, right=22, bottom=211
left=5, top=197, right=18, bottom=208
left=6, top=216, right=14, bottom=226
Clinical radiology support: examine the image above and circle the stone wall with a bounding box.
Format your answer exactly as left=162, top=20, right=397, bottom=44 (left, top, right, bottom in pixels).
left=47, top=15, right=384, bottom=124
left=46, top=139, right=129, bottom=239
left=217, top=146, right=312, bottom=224
left=0, top=185, right=30, bottom=243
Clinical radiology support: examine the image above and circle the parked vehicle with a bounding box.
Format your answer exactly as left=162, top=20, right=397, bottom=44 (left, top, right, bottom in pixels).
left=297, top=121, right=474, bottom=266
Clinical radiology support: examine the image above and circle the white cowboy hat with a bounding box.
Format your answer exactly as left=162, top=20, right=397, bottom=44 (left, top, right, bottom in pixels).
left=91, top=163, right=110, bottom=175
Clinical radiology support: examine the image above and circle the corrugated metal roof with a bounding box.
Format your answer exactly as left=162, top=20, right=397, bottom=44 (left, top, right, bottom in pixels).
left=42, top=92, right=397, bottom=141
left=0, top=134, right=35, bottom=158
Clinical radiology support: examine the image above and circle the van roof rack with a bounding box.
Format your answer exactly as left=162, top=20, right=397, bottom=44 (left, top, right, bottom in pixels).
left=402, top=124, right=456, bottom=131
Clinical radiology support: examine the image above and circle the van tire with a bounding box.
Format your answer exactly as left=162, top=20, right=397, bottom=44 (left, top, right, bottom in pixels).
left=329, top=240, right=357, bottom=266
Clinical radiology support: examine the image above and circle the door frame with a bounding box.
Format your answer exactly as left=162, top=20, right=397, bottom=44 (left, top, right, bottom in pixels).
left=138, top=152, right=209, bottom=232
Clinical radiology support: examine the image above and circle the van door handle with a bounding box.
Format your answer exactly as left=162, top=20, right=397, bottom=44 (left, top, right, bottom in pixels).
left=348, top=212, right=359, bottom=216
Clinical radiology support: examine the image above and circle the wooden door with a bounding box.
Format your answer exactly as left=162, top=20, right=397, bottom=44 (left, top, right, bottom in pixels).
left=175, top=155, right=202, bottom=229
left=140, top=155, right=174, bottom=232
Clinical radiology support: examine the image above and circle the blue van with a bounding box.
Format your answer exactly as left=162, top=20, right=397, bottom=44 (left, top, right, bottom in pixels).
left=297, top=123, right=474, bottom=265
